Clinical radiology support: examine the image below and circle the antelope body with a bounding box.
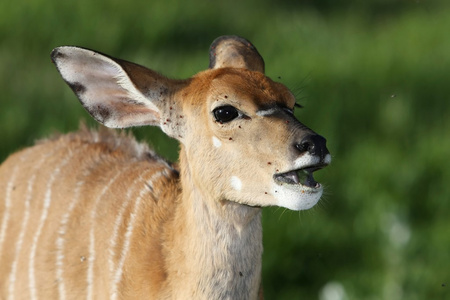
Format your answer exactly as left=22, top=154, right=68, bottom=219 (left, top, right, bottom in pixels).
left=0, top=36, right=330, bottom=299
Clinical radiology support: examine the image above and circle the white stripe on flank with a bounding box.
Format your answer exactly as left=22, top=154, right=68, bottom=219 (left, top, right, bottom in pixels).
left=4, top=150, right=33, bottom=300
left=108, top=182, right=135, bottom=282
left=0, top=165, right=19, bottom=261
left=109, top=169, right=166, bottom=300
left=29, top=152, right=74, bottom=300
left=8, top=173, right=36, bottom=300
left=86, top=168, right=125, bottom=300
left=8, top=148, right=53, bottom=299
left=55, top=144, right=89, bottom=300
left=55, top=178, right=85, bottom=300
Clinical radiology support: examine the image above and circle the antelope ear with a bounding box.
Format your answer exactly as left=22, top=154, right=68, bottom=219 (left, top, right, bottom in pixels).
left=51, top=46, right=182, bottom=133
left=209, top=35, right=265, bottom=73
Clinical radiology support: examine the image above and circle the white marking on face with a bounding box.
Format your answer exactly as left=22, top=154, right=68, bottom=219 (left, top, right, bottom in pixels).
left=272, top=152, right=329, bottom=210
left=231, top=176, right=242, bottom=191
left=212, top=136, right=222, bottom=148
left=272, top=182, right=323, bottom=211
left=256, top=108, right=279, bottom=117
left=293, top=153, right=320, bottom=170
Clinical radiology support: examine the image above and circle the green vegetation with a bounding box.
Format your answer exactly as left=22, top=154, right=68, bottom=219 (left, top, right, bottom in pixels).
left=1, top=0, right=449, bottom=299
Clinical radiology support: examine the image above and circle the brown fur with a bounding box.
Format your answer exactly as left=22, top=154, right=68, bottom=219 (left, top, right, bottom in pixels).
left=0, top=127, right=178, bottom=299
left=0, top=36, right=329, bottom=299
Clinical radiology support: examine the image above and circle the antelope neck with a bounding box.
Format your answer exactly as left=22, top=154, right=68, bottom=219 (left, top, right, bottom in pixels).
left=162, top=149, right=263, bottom=299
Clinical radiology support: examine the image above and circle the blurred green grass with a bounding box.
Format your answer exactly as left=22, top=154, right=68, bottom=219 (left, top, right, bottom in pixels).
left=1, top=0, right=449, bottom=299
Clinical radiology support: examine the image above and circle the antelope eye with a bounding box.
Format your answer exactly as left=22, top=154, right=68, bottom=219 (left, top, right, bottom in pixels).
left=213, top=105, right=239, bottom=123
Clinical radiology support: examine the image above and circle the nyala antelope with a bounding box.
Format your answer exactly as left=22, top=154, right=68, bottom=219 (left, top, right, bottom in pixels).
left=0, top=36, right=330, bottom=299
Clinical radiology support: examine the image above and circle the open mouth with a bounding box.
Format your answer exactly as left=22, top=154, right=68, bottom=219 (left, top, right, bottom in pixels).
left=274, top=165, right=326, bottom=189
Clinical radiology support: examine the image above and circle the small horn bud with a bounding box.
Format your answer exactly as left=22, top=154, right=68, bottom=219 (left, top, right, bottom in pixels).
left=209, top=35, right=265, bottom=73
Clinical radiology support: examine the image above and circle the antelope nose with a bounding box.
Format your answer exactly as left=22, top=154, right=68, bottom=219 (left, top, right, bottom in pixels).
left=295, top=134, right=329, bottom=161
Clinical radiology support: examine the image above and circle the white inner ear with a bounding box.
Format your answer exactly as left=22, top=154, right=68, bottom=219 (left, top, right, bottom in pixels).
left=55, top=47, right=162, bottom=128
left=113, top=65, right=159, bottom=113
left=77, top=49, right=159, bottom=113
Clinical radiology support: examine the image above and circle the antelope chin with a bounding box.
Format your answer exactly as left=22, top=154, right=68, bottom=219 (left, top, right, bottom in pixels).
left=272, top=163, right=327, bottom=210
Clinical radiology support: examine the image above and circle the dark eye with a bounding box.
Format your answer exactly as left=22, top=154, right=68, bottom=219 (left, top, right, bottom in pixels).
left=213, top=105, right=239, bottom=123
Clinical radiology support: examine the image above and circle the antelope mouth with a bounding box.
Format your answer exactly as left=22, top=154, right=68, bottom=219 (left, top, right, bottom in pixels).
left=274, top=165, right=326, bottom=190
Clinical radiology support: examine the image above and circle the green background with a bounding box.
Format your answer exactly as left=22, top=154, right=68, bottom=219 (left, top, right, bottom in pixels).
left=1, top=0, right=449, bottom=299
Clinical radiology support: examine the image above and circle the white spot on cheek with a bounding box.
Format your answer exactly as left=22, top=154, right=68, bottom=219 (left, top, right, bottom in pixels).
left=230, top=176, right=242, bottom=191
left=212, top=136, right=222, bottom=148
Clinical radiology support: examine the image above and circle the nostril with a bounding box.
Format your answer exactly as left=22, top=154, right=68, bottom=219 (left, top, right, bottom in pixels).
left=295, top=138, right=315, bottom=154
left=295, top=134, right=329, bottom=160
